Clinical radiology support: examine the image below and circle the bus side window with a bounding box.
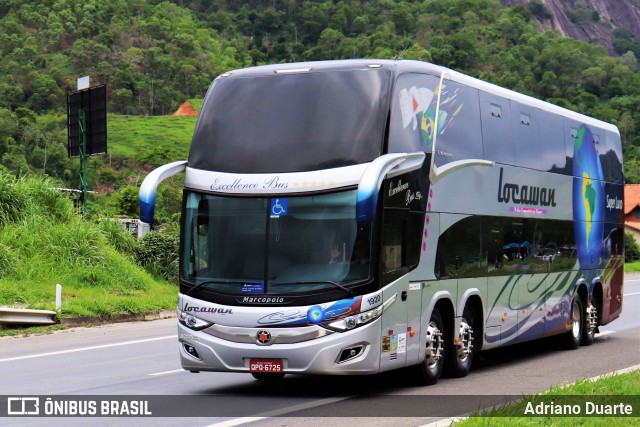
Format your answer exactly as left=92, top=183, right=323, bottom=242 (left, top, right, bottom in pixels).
left=538, top=111, right=566, bottom=173
left=600, top=130, right=623, bottom=184
left=512, top=102, right=541, bottom=170
left=194, top=199, right=210, bottom=273
left=480, top=92, right=515, bottom=166
left=530, top=219, right=577, bottom=272
left=381, top=209, right=406, bottom=278
left=433, top=82, right=483, bottom=167
left=380, top=209, right=422, bottom=285
left=435, top=216, right=481, bottom=279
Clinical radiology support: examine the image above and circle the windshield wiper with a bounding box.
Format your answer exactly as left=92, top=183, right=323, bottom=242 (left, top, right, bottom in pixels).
left=271, top=280, right=355, bottom=297
left=185, top=280, right=260, bottom=296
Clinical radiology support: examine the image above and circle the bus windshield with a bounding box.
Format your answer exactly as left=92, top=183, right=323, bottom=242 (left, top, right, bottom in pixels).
left=189, top=68, right=392, bottom=173
left=182, top=190, right=372, bottom=295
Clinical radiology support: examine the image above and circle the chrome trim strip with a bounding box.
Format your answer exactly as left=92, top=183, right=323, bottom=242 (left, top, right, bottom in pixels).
left=202, top=324, right=334, bottom=345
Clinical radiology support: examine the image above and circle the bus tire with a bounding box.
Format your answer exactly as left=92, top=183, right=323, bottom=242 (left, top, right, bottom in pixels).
left=563, top=296, right=584, bottom=350
left=251, top=372, right=285, bottom=382
left=446, top=306, right=474, bottom=378
left=581, top=296, right=599, bottom=346
left=413, top=308, right=445, bottom=385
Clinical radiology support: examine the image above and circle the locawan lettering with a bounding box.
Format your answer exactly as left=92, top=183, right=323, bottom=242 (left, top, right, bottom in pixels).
left=184, top=302, right=232, bottom=314
left=498, top=168, right=556, bottom=207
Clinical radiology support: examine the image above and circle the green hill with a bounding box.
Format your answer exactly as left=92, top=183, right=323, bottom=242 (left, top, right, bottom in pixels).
left=108, top=114, right=195, bottom=162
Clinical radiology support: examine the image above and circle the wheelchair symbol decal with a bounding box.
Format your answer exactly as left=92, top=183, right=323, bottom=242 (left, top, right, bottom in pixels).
left=270, top=198, right=288, bottom=217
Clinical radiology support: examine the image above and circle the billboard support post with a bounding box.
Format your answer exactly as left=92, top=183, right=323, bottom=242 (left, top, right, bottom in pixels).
left=78, top=109, right=87, bottom=215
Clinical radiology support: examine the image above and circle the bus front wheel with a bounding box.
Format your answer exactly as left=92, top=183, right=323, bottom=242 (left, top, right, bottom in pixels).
left=413, top=308, right=444, bottom=385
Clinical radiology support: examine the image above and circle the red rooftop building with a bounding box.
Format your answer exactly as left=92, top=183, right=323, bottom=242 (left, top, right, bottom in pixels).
left=625, top=184, right=640, bottom=245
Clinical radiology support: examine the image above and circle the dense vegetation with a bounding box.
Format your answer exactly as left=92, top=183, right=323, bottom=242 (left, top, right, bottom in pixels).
left=2, top=0, right=640, bottom=190
left=1, top=0, right=640, bottom=317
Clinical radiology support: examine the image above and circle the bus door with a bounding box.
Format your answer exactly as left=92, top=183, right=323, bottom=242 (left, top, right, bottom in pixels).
left=378, top=174, right=425, bottom=370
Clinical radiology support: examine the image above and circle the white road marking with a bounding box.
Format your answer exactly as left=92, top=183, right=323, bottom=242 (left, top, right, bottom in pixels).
left=625, top=291, right=640, bottom=297
left=595, top=330, right=616, bottom=337
left=588, top=363, right=640, bottom=381
left=148, top=369, right=184, bottom=376
left=206, top=417, right=264, bottom=427
left=203, top=396, right=352, bottom=427
left=0, top=335, right=177, bottom=363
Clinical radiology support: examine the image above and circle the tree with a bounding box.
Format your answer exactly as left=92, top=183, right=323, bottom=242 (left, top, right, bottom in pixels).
left=111, top=186, right=141, bottom=218
left=2, top=144, right=29, bottom=177
left=625, top=233, right=640, bottom=263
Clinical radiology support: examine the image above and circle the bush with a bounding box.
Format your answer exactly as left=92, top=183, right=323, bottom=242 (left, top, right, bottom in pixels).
left=98, top=218, right=138, bottom=257
left=625, top=233, right=640, bottom=263
left=0, top=172, right=75, bottom=226
left=134, top=231, right=179, bottom=283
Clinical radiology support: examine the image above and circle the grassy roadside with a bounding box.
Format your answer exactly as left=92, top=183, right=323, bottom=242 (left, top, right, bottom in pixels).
left=624, top=260, right=640, bottom=273
left=456, top=370, right=640, bottom=426
left=0, top=174, right=178, bottom=336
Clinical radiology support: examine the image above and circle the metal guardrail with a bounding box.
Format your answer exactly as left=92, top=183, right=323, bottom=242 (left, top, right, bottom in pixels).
left=0, top=308, right=58, bottom=325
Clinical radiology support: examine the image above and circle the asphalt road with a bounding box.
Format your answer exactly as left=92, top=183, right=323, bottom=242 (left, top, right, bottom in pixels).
left=1, top=278, right=638, bottom=427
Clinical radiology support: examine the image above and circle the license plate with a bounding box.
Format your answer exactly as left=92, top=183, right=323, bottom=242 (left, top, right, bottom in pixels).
left=249, top=359, right=283, bottom=373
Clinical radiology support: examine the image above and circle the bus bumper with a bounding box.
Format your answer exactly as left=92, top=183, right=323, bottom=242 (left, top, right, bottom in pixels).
left=177, top=319, right=382, bottom=375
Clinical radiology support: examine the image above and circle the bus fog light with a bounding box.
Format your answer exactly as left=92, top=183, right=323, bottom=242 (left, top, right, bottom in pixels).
left=183, top=343, right=201, bottom=360
left=336, top=345, right=365, bottom=363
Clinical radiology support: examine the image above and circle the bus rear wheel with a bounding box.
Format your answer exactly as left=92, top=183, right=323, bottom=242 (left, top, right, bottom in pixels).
left=446, top=306, right=474, bottom=378
left=251, top=372, right=285, bottom=382
left=562, top=296, right=584, bottom=350
left=413, top=308, right=444, bottom=385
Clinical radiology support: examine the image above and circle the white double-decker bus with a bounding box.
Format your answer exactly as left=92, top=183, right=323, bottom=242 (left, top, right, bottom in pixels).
left=140, top=60, right=624, bottom=384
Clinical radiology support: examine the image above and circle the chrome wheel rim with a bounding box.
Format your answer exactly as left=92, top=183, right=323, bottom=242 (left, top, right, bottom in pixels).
left=458, top=317, right=473, bottom=363
left=571, top=300, right=581, bottom=340
left=426, top=321, right=442, bottom=369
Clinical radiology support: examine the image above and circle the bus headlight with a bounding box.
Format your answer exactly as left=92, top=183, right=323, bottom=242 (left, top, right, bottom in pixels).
left=178, top=310, right=213, bottom=331
left=323, top=304, right=384, bottom=332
